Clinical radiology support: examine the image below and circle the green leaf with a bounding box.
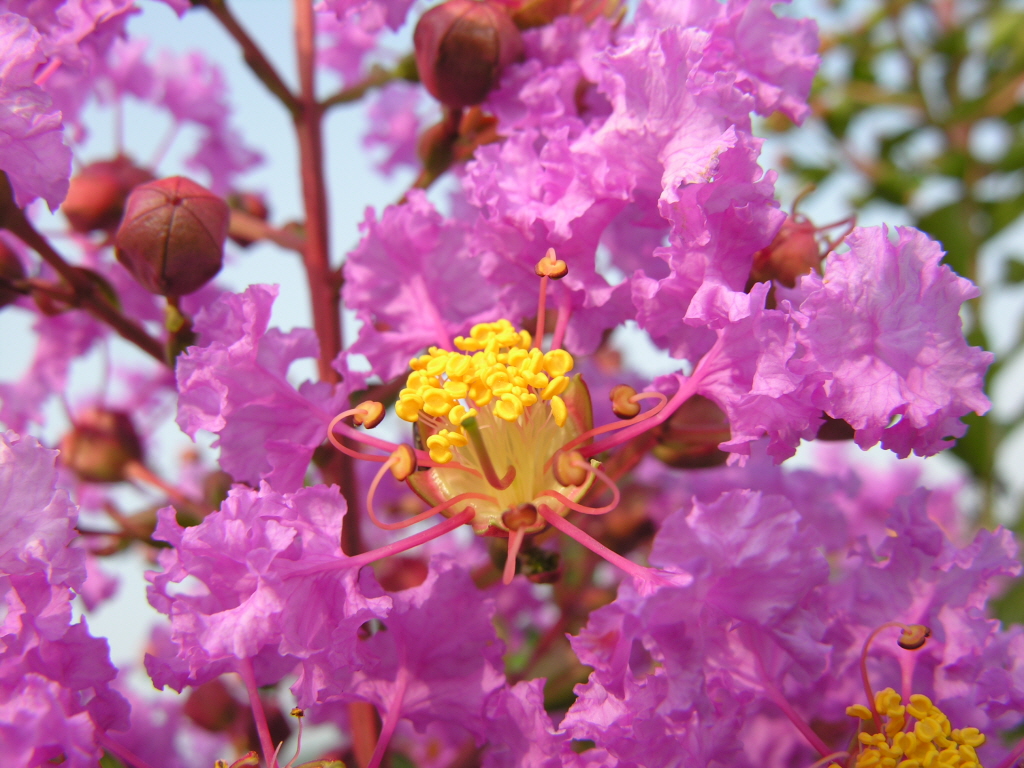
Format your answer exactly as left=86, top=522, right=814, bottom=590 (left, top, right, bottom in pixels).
left=917, top=201, right=974, bottom=276
left=1006, top=259, right=1024, bottom=284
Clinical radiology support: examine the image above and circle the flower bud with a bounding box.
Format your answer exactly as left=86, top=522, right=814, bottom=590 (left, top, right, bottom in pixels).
left=750, top=215, right=822, bottom=288
left=652, top=395, right=730, bottom=468
left=61, top=156, right=154, bottom=233
left=60, top=408, right=144, bottom=483
left=0, top=238, right=26, bottom=309
left=115, top=176, right=229, bottom=296
left=226, top=191, right=269, bottom=247
left=414, top=0, right=524, bottom=108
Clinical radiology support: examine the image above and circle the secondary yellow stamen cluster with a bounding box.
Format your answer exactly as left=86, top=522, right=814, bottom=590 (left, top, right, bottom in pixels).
left=848, top=688, right=986, bottom=768
left=396, top=320, right=575, bottom=464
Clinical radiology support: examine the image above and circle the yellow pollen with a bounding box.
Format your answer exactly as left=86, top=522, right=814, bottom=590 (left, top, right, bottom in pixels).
left=849, top=689, right=986, bottom=768
left=396, top=319, right=576, bottom=464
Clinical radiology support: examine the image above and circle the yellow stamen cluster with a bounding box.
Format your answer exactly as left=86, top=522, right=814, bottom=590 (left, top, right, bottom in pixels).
left=396, top=320, right=575, bottom=464
left=848, top=689, right=986, bottom=768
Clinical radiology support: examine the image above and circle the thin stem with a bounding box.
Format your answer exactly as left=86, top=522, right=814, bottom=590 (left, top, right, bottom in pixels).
left=321, top=64, right=398, bottom=109
left=294, top=0, right=342, bottom=385
left=95, top=733, right=163, bottom=768
left=366, top=456, right=495, bottom=530
left=540, top=461, right=620, bottom=515
left=193, top=0, right=300, bottom=116
left=0, top=199, right=165, bottom=363
left=553, top=392, right=668, bottom=465
left=238, top=659, right=279, bottom=768
left=368, top=666, right=410, bottom=768
left=859, top=622, right=905, bottom=733
left=123, top=460, right=209, bottom=514
left=229, top=210, right=307, bottom=253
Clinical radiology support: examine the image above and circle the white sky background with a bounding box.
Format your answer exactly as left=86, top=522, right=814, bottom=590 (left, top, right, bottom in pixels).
left=0, top=0, right=1020, bottom=730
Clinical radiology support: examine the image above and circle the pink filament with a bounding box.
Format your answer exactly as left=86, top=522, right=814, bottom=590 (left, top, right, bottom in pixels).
left=329, top=411, right=482, bottom=478
left=534, top=274, right=549, bottom=350
left=551, top=292, right=571, bottom=351
left=548, top=392, right=668, bottom=469
left=368, top=665, right=410, bottom=768
left=503, top=527, right=528, bottom=584
left=536, top=504, right=661, bottom=585
left=366, top=457, right=495, bottom=531
left=540, top=460, right=621, bottom=515
left=288, top=510, right=476, bottom=578
left=238, top=659, right=280, bottom=768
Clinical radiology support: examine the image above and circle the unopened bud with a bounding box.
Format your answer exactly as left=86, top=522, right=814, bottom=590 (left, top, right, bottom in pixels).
left=0, top=238, right=26, bottom=309
left=115, top=176, right=229, bottom=296
left=750, top=215, right=822, bottom=288
left=652, top=395, right=730, bottom=469
left=62, top=156, right=154, bottom=233
left=414, top=0, right=524, bottom=108
left=226, top=191, right=269, bottom=247
left=60, top=408, right=144, bottom=483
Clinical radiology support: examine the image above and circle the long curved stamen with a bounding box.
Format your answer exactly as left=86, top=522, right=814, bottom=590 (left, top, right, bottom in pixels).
left=859, top=622, right=931, bottom=733
left=541, top=459, right=620, bottom=515
left=503, top=527, right=528, bottom=585
left=533, top=248, right=568, bottom=350
left=547, top=392, right=667, bottom=469
left=366, top=455, right=496, bottom=530
left=551, top=292, right=571, bottom=351
left=463, top=417, right=516, bottom=490
left=330, top=411, right=483, bottom=478
left=536, top=504, right=664, bottom=586
left=328, top=410, right=391, bottom=463
left=535, top=280, right=549, bottom=350
left=580, top=368, right=709, bottom=457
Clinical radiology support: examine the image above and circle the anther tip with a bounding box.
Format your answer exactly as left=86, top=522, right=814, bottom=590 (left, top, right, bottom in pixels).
left=535, top=248, right=568, bottom=279
left=553, top=450, right=588, bottom=487
left=897, top=624, right=931, bottom=650
left=610, top=385, right=641, bottom=419
left=353, top=401, right=385, bottom=429
left=388, top=445, right=418, bottom=481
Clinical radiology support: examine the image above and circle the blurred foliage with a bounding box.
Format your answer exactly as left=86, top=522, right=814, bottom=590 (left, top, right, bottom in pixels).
left=768, top=0, right=1024, bottom=621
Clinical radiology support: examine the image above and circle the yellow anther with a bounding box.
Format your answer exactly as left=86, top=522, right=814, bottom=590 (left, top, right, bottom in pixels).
left=446, top=354, right=472, bottom=378
left=897, top=760, right=920, bottom=768
left=542, top=375, right=570, bottom=400
left=468, top=379, right=492, bottom=406
left=422, top=388, right=455, bottom=417
left=441, top=428, right=467, bottom=448
left=893, top=733, right=918, bottom=754
left=520, top=392, right=538, bottom=408
left=353, top=401, right=385, bottom=429
left=494, top=393, right=524, bottom=422
left=957, top=729, right=985, bottom=748
left=543, top=349, right=573, bottom=377
left=848, top=704, right=875, bottom=720
left=507, top=347, right=528, bottom=368
left=426, top=437, right=454, bottom=464
left=958, top=746, right=978, bottom=763
left=550, top=395, right=567, bottom=427
left=862, top=734, right=887, bottom=746
left=425, top=355, right=448, bottom=376
left=915, top=719, right=940, bottom=743
left=396, top=395, right=423, bottom=422
left=859, top=752, right=881, bottom=768
left=443, top=380, right=469, bottom=399
left=448, top=404, right=477, bottom=426
left=881, top=758, right=897, bottom=768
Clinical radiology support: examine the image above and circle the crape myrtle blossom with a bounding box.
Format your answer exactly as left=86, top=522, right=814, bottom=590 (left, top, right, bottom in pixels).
left=0, top=431, right=129, bottom=767
left=560, top=486, right=1024, bottom=768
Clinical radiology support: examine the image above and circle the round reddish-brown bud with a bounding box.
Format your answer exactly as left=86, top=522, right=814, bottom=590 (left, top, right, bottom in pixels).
left=749, top=215, right=823, bottom=288
left=652, top=395, right=731, bottom=469
left=414, top=0, right=524, bottom=108
left=62, top=156, right=155, bottom=233
left=226, top=191, right=269, bottom=247
left=0, top=238, right=26, bottom=309
left=59, top=408, right=144, bottom=483
left=114, top=176, right=229, bottom=297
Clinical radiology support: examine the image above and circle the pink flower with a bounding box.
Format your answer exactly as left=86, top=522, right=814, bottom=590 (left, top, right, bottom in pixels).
left=0, top=13, right=72, bottom=209
left=176, top=285, right=350, bottom=491
left=793, top=226, right=992, bottom=457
